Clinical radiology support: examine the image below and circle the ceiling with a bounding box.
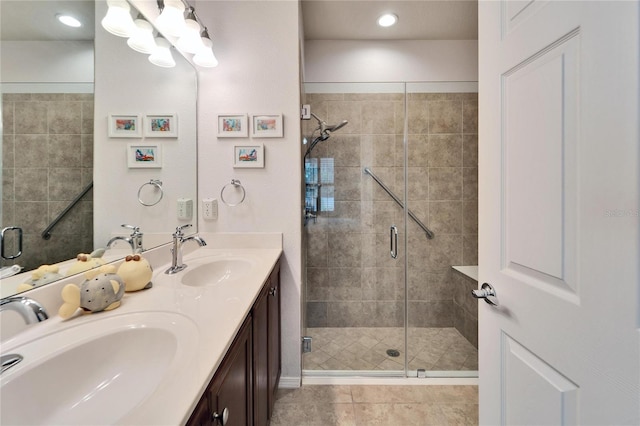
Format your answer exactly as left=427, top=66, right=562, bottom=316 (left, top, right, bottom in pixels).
left=1, top=1, right=95, bottom=41
left=1, top=1, right=477, bottom=42
left=301, top=0, right=478, bottom=40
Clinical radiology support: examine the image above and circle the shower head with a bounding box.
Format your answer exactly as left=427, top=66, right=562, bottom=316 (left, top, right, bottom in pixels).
left=311, top=112, right=349, bottom=135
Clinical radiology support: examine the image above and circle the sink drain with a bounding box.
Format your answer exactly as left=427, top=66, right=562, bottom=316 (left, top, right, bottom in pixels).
left=386, top=349, right=400, bottom=357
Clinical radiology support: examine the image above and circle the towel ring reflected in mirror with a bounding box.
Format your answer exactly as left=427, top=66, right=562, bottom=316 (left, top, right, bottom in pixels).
left=138, top=179, right=164, bottom=206
left=220, top=179, right=246, bottom=206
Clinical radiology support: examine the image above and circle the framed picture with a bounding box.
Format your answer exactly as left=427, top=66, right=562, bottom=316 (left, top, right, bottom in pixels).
left=144, top=113, right=177, bottom=137
left=251, top=114, right=283, bottom=138
left=108, top=114, right=142, bottom=138
left=233, top=144, right=264, bottom=168
left=218, top=114, right=249, bottom=138
left=127, top=143, right=162, bottom=168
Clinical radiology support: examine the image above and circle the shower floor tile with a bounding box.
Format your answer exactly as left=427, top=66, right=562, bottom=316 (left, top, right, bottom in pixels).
left=304, top=327, right=477, bottom=372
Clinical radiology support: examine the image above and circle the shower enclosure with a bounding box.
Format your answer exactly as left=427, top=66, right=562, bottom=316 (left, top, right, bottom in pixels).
left=302, top=82, right=478, bottom=377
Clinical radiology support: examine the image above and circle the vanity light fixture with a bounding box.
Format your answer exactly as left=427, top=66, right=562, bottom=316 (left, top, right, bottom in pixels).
left=127, top=15, right=157, bottom=54
left=101, top=0, right=218, bottom=68
left=149, top=36, right=176, bottom=68
left=192, top=28, right=218, bottom=68
left=57, top=14, right=82, bottom=28
left=377, top=13, right=398, bottom=27
left=101, top=0, right=136, bottom=37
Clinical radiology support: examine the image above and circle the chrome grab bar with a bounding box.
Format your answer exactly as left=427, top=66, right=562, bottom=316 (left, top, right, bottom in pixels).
left=42, top=181, right=93, bottom=240
left=364, top=167, right=434, bottom=239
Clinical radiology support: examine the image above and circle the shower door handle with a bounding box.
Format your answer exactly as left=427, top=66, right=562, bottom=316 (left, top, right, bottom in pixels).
left=1, top=227, right=23, bottom=260
left=390, top=225, right=398, bottom=259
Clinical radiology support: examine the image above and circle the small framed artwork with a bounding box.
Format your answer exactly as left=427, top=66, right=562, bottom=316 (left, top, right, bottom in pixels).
left=218, top=114, right=249, bottom=138
left=108, top=114, right=142, bottom=138
left=233, top=144, right=264, bottom=168
left=251, top=114, right=283, bottom=138
left=144, top=113, right=177, bottom=137
left=127, top=143, right=162, bottom=168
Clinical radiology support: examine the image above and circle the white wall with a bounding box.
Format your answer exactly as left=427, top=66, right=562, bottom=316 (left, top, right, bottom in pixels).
left=193, top=1, right=303, bottom=382
left=304, top=39, right=478, bottom=82
left=1, top=41, right=94, bottom=86
left=93, top=0, right=197, bottom=247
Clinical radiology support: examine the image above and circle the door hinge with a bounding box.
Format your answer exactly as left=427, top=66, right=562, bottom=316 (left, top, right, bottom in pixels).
left=301, top=104, right=311, bottom=120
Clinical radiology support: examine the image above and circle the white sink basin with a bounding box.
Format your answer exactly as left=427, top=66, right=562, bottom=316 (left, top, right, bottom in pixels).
left=0, top=312, right=197, bottom=425
left=181, top=257, right=255, bottom=287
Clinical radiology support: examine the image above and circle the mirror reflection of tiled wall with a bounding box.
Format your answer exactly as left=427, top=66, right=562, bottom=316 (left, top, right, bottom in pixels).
left=2, top=93, right=94, bottom=270
left=305, top=92, right=478, bottom=335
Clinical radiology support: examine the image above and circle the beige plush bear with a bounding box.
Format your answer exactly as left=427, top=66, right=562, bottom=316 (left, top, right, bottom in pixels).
left=117, top=254, right=153, bottom=292
left=65, top=249, right=106, bottom=277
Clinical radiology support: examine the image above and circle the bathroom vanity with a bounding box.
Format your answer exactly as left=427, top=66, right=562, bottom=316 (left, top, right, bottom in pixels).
left=0, top=233, right=283, bottom=426
left=186, top=260, right=281, bottom=426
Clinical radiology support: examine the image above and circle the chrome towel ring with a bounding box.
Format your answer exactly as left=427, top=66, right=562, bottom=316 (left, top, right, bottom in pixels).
left=220, top=179, right=246, bottom=206
left=138, top=179, right=164, bottom=206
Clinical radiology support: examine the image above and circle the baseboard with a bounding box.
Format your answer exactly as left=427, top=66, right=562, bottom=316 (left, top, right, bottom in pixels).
left=278, top=376, right=302, bottom=389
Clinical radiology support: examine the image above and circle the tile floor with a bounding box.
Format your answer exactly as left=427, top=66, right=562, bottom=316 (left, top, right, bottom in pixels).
left=303, top=327, right=478, bottom=371
left=270, top=385, right=479, bottom=425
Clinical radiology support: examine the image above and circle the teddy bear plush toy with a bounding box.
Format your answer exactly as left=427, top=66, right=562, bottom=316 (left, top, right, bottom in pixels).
left=65, top=248, right=107, bottom=277
left=117, top=254, right=153, bottom=292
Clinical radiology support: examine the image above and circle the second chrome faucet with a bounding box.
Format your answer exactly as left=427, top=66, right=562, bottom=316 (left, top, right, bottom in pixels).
left=165, top=224, right=207, bottom=274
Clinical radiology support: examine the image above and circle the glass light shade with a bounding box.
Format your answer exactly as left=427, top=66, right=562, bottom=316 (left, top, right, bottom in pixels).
left=156, top=0, right=186, bottom=37
left=176, top=18, right=204, bottom=54
left=127, top=18, right=157, bottom=54
left=193, top=38, right=218, bottom=68
left=101, top=0, right=136, bottom=37
left=149, top=37, right=176, bottom=68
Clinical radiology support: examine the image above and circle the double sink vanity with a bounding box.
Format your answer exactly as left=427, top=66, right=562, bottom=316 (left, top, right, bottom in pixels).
left=0, top=233, right=283, bottom=425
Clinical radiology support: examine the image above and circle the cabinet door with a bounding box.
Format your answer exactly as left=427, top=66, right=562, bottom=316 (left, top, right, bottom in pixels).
left=267, top=264, right=281, bottom=418
left=252, top=286, right=269, bottom=426
left=186, top=394, right=213, bottom=426
left=210, top=317, right=253, bottom=426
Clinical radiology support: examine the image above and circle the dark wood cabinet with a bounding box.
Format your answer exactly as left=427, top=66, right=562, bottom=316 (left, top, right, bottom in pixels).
left=186, top=260, right=281, bottom=426
left=266, top=264, right=281, bottom=418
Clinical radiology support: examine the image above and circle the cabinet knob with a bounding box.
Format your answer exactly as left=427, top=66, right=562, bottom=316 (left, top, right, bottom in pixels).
left=269, top=287, right=277, bottom=297
left=212, top=407, right=229, bottom=425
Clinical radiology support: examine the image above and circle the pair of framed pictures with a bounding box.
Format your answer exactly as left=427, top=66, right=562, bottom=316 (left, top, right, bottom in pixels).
left=108, top=113, right=177, bottom=138
left=217, top=113, right=283, bottom=138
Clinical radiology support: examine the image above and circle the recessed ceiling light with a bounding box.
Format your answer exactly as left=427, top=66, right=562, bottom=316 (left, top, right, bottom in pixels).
left=57, top=14, right=82, bottom=28
left=377, top=13, right=398, bottom=28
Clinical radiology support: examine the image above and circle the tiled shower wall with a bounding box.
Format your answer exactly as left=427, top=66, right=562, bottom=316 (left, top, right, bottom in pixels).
left=304, top=92, right=478, bottom=330
left=2, top=93, right=94, bottom=271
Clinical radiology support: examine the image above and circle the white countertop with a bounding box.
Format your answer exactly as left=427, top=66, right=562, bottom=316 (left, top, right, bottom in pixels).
left=0, top=233, right=283, bottom=425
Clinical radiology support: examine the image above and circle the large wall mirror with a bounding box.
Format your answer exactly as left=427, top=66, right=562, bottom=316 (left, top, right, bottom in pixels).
left=0, top=0, right=198, bottom=297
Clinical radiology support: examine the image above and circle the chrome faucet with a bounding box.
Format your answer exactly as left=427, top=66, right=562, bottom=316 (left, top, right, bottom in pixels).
left=165, top=224, right=207, bottom=274
left=0, top=296, right=48, bottom=324
left=107, top=224, right=144, bottom=253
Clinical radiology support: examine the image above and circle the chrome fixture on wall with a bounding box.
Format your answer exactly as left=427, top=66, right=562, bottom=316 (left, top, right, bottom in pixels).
left=101, top=0, right=218, bottom=68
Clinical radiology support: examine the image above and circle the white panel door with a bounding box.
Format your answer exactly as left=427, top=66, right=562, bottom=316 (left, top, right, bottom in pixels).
left=478, top=1, right=639, bottom=424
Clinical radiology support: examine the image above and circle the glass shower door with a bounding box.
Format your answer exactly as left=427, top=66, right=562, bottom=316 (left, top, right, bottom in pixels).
left=302, top=82, right=408, bottom=374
